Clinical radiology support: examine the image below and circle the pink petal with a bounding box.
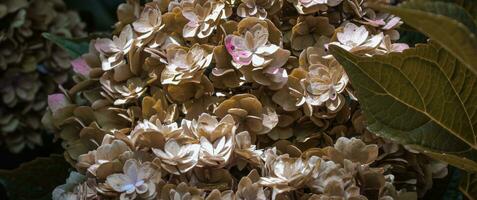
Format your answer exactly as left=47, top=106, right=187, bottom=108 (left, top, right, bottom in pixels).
left=71, top=57, right=91, bottom=76
left=225, top=35, right=252, bottom=65
left=48, top=93, right=70, bottom=113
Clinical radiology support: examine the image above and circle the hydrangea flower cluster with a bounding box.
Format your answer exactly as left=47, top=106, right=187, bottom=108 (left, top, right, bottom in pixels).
left=45, top=0, right=445, bottom=199
left=0, top=0, right=85, bottom=153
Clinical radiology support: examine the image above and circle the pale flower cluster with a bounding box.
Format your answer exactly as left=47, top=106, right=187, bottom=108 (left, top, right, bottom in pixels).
left=45, top=0, right=445, bottom=199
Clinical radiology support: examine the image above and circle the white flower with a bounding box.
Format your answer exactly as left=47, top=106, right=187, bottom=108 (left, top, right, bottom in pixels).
left=161, top=44, right=213, bottom=85
left=328, top=23, right=383, bottom=53
left=152, top=139, right=200, bottom=175
left=106, top=159, right=158, bottom=199
left=182, top=0, right=225, bottom=38
left=199, top=135, right=234, bottom=167
left=225, top=24, right=279, bottom=67
left=259, top=154, right=318, bottom=194
left=133, top=4, right=164, bottom=40
left=95, top=25, right=134, bottom=71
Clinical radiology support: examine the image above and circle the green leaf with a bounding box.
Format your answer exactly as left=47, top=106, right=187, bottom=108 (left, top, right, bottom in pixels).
left=431, top=0, right=477, bottom=22
left=42, top=33, right=89, bottom=58
left=376, top=1, right=477, bottom=75
left=460, top=171, right=477, bottom=200
left=0, top=154, right=71, bottom=200
left=329, top=43, right=477, bottom=172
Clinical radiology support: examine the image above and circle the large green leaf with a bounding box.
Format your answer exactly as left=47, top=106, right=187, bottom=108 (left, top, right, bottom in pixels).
left=376, top=1, right=477, bottom=75
left=460, top=171, right=477, bottom=200
left=42, top=33, right=89, bottom=58
left=432, top=0, right=477, bottom=22
left=329, top=43, right=477, bottom=172
left=0, top=154, right=71, bottom=200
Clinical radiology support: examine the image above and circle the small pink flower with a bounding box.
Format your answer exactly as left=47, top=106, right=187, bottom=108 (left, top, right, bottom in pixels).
left=225, top=35, right=253, bottom=66
left=48, top=93, right=70, bottom=113
left=71, top=57, right=91, bottom=76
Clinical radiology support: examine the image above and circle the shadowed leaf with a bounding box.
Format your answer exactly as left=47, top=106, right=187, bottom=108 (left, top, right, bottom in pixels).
left=460, top=171, right=477, bottom=200
left=330, top=43, right=477, bottom=172
left=0, top=154, right=70, bottom=200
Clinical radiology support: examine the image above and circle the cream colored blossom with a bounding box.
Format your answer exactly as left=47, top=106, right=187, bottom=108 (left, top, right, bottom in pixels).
left=377, top=34, right=409, bottom=54
left=152, top=139, right=200, bottom=175
left=129, top=118, right=182, bottom=150
left=225, top=24, right=279, bottom=67
left=52, top=172, right=98, bottom=200
left=289, top=0, right=342, bottom=14
left=259, top=153, right=319, bottom=194
left=328, top=137, right=379, bottom=165
left=214, top=94, right=278, bottom=134
left=199, top=134, right=234, bottom=167
left=182, top=113, right=236, bottom=142
left=225, top=19, right=290, bottom=89
left=161, top=44, right=214, bottom=85
left=105, top=159, right=159, bottom=200
left=161, top=182, right=204, bottom=200
left=133, top=2, right=167, bottom=47
left=273, top=47, right=348, bottom=115
left=100, top=75, right=148, bottom=105
left=95, top=25, right=134, bottom=71
left=77, top=138, right=132, bottom=179
left=181, top=0, right=225, bottom=38
left=236, top=0, right=283, bottom=19
left=303, top=60, right=348, bottom=112
left=328, top=23, right=383, bottom=54
left=234, top=131, right=263, bottom=167
left=236, top=171, right=267, bottom=200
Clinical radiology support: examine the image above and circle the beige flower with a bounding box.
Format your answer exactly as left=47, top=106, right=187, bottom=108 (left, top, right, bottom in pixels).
left=273, top=47, right=348, bottom=115
left=152, top=139, right=200, bottom=175
left=288, top=0, right=342, bottom=14
left=133, top=2, right=167, bottom=47
left=328, top=137, right=379, bottom=165
left=214, top=94, right=278, bottom=134
left=198, top=133, right=234, bottom=167
left=303, top=60, right=348, bottom=112
left=182, top=113, right=236, bottom=142
left=234, top=131, right=263, bottom=168
left=210, top=45, right=244, bottom=89
left=225, top=23, right=279, bottom=68
left=236, top=170, right=267, bottom=200
left=160, top=182, right=204, bottom=200
left=52, top=172, right=96, bottom=200
left=306, top=159, right=357, bottom=195
left=181, top=0, right=226, bottom=38
left=236, top=0, right=283, bottom=19
left=105, top=159, right=159, bottom=200
left=290, top=16, right=334, bottom=52
left=161, top=44, right=214, bottom=85
left=328, top=23, right=383, bottom=54
left=129, top=118, right=182, bottom=150
left=206, top=189, right=234, bottom=200
left=377, top=34, right=409, bottom=54
left=115, top=0, right=141, bottom=32
left=95, top=25, right=134, bottom=71
left=77, top=138, right=132, bottom=179
left=259, top=154, right=319, bottom=194
left=100, top=75, right=148, bottom=105
left=225, top=18, right=290, bottom=89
